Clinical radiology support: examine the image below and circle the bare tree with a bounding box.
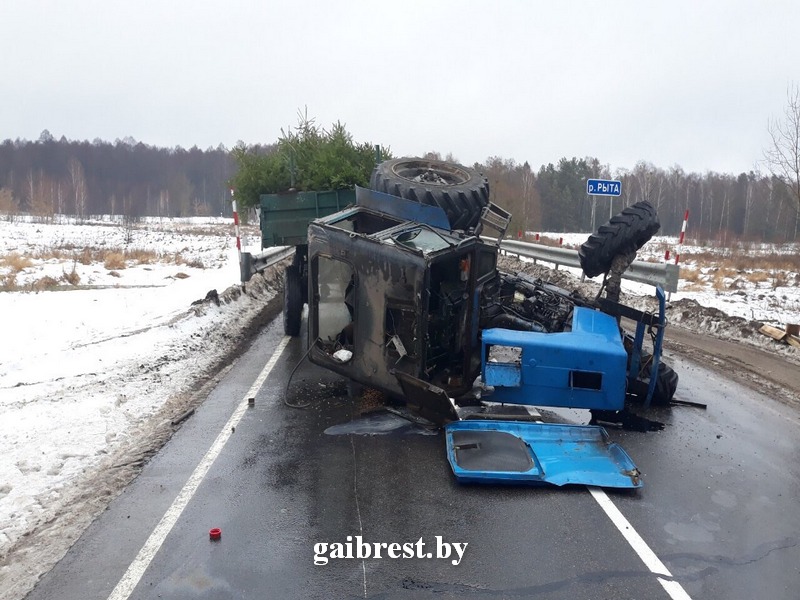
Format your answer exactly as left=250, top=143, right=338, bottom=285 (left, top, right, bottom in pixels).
left=68, top=158, right=88, bottom=220
left=0, top=187, right=18, bottom=220
left=27, top=169, right=56, bottom=221
left=765, top=83, right=800, bottom=239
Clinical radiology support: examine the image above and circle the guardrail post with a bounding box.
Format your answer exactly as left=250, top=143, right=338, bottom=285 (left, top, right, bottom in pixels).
left=231, top=188, right=246, bottom=290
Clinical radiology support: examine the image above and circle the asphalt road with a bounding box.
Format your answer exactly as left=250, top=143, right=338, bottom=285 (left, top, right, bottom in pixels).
left=26, top=316, right=800, bottom=599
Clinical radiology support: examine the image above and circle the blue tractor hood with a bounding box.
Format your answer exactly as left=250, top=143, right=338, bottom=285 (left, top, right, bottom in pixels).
left=445, top=420, right=642, bottom=489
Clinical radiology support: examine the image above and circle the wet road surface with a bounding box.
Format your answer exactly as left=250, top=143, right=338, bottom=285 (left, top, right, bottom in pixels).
left=26, top=317, right=800, bottom=599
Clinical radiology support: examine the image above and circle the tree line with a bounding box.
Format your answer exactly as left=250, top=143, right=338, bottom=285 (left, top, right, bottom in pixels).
left=2, top=119, right=799, bottom=242
left=0, top=130, right=235, bottom=220
left=467, top=155, right=798, bottom=242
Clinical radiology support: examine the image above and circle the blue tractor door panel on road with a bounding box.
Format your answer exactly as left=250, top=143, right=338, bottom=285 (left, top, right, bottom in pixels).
left=445, top=420, right=642, bottom=489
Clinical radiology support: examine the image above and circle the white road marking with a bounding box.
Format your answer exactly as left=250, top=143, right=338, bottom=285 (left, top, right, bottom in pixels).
left=588, top=486, right=693, bottom=600
left=350, top=437, right=368, bottom=599
left=107, top=336, right=292, bottom=600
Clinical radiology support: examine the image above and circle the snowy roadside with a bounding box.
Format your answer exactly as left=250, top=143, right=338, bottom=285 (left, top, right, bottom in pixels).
left=1, top=218, right=797, bottom=599
left=512, top=233, right=800, bottom=365
left=0, top=217, right=282, bottom=600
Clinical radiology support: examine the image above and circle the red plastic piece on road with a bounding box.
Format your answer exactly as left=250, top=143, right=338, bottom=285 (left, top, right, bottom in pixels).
left=209, top=528, right=222, bottom=541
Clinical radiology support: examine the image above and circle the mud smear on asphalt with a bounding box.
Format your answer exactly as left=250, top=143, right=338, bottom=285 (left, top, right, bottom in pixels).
left=324, top=410, right=438, bottom=436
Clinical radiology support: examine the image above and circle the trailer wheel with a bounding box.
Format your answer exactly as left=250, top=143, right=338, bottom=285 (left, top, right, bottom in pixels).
left=579, top=201, right=660, bottom=277
left=370, top=158, right=490, bottom=230
left=291, top=246, right=309, bottom=305
left=283, top=265, right=303, bottom=337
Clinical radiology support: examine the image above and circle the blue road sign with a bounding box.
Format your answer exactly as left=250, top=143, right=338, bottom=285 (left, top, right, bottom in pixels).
left=587, top=179, right=622, bottom=197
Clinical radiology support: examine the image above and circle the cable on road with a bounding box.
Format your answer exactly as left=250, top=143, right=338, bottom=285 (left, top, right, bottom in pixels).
left=284, top=338, right=321, bottom=409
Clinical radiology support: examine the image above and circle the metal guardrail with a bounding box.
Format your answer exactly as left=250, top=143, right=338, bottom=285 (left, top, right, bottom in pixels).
left=240, top=238, right=679, bottom=292
left=240, top=246, right=295, bottom=283
left=489, top=238, right=680, bottom=293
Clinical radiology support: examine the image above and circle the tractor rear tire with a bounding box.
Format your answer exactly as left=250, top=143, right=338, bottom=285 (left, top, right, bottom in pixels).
left=579, top=201, right=660, bottom=277
left=370, top=158, right=490, bottom=230
left=283, top=265, right=303, bottom=337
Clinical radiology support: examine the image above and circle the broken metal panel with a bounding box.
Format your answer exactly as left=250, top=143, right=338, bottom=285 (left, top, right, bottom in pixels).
left=482, top=307, right=627, bottom=410
left=354, top=185, right=450, bottom=230
left=445, top=420, right=642, bottom=489
left=394, top=371, right=459, bottom=426
left=308, top=215, right=431, bottom=399
left=308, top=206, right=496, bottom=400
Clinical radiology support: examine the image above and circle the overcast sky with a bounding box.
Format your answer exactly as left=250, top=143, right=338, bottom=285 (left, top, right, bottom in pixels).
left=2, top=1, right=798, bottom=174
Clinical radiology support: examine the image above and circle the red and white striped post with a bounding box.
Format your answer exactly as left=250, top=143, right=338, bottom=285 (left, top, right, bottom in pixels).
left=668, top=210, right=689, bottom=301
left=231, top=188, right=245, bottom=286
left=675, top=210, right=689, bottom=266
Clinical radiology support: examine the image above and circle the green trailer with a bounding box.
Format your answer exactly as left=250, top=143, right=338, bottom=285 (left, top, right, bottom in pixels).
left=258, top=189, right=355, bottom=249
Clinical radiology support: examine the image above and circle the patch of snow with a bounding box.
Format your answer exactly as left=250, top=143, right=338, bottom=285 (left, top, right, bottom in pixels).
left=520, top=232, right=800, bottom=328
left=0, top=217, right=277, bottom=596
left=1, top=218, right=797, bottom=598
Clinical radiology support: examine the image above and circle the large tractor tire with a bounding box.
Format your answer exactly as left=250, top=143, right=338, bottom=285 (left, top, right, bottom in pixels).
left=370, top=158, right=490, bottom=230
left=283, top=265, right=303, bottom=337
left=629, top=358, right=679, bottom=406
left=579, top=201, right=660, bottom=277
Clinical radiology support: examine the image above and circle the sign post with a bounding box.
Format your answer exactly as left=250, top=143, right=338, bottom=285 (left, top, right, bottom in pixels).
left=586, top=178, right=622, bottom=230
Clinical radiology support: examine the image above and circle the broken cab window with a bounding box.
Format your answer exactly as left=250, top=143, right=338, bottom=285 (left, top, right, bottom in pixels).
left=316, top=256, right=355, bottom=362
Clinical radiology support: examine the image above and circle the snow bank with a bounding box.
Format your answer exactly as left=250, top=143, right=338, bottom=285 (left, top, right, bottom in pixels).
left=0, top=217, right=279, bottom=599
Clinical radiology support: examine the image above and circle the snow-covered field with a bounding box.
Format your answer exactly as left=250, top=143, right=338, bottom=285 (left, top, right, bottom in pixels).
left=0, top=216, right=797, bottom=598
left=0, top=215, right=279, bottom=599
left=532, top=232, right=800, bottom=326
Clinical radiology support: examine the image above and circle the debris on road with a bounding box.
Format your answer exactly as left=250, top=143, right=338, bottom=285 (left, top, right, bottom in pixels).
left=759, top=324, right=800, bottom=348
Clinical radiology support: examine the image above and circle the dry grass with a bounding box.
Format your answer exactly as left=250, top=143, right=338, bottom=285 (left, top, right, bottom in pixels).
left=173, top=253, right=204, bottom=269
left=1, top=252, right=34, bottom=272
left=77, top=248, right=94, bottom=265
left=14, top=245, right=193, bottom=273
left=772, top=272, right=788, bottom=289
left=181, top=225, right=228, bottom=237
left=686, top=251, right=800, bottom=273
left=711, top=268, right=738, bottom=291
left=680, top=267, right=702, bottom=283
left=62, top=266, right=80, bottom=286
left=30, top=276, right=60, bottom=291
left=681, top=281, right=708, bottom=292
left=682, top=250, right=800, bottom=289
left=174, top=272, right=190, bottom=279
left=747, top=271, right=769, bottom=283
left=0, top=273, right=17, bottom=289
left=30, top=248, right=69, bottom=261
left=126, top=248, right=157, bottom=264
left=103, top=252, right=127, bottom=270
